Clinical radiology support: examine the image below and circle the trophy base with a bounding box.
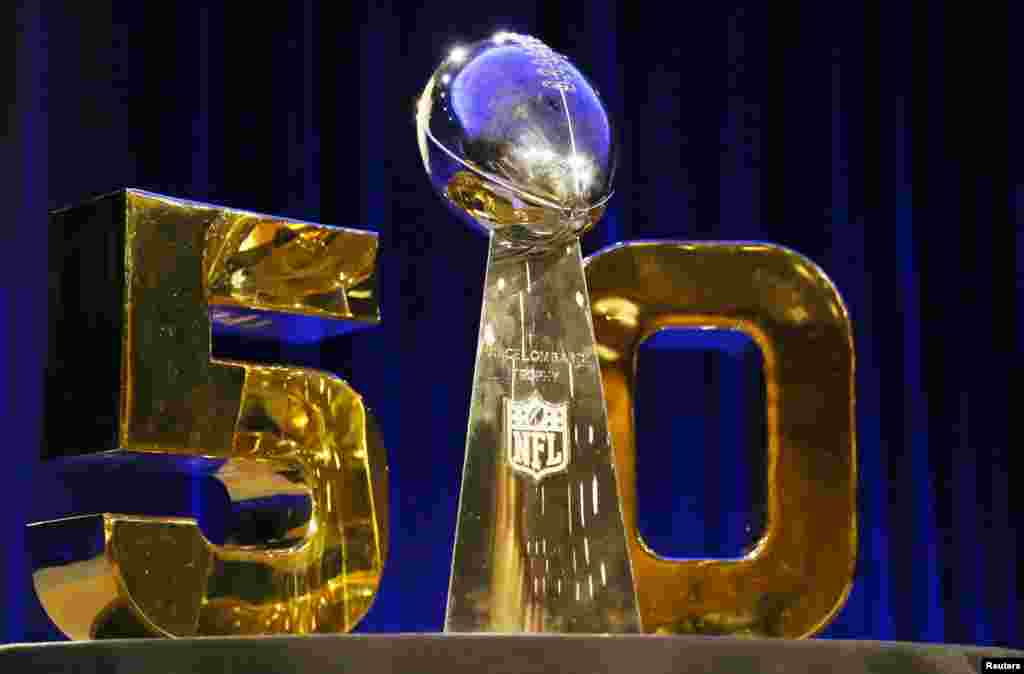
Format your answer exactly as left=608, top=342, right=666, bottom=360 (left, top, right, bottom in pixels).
left=1, top=634, right=1018, bottom=674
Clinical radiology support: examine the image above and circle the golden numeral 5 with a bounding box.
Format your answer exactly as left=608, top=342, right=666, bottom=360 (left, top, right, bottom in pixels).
left=29, top=190, right=387, bottom=638
left=586, top=241, right=856, bottom=637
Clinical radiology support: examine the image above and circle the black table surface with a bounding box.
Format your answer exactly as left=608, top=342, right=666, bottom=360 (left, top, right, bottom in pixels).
left=2, top=634, right=1022, bottom=674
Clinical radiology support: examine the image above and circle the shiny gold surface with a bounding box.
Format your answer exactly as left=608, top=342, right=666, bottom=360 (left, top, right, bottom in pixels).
left=205, top=210, right=379, bottom=320
left=31, top=190, right=387, bottom=638
left=585, top=241, right=856, bottom=638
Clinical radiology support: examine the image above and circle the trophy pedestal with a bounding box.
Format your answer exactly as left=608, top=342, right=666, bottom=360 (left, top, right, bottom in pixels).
left=1, top=635, right=1018, bottom=673
left=447, top=238, right=640, bottom=632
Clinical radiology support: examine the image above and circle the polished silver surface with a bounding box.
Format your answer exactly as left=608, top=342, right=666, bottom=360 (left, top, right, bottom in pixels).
left=416, top=32, right=616, bottom=253
left=417, top=33, right=640, bottom=632
left=444, top=238, right=642, bottom=632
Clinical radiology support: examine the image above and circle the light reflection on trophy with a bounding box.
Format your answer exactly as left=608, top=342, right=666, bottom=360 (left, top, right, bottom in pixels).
left=416, top=33, right=642, bottom=632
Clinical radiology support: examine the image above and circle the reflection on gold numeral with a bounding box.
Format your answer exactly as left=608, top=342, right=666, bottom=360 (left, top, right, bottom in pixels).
left=29, top=190, right=387, bottom=638
left=586, top=241, right=856, bottom=637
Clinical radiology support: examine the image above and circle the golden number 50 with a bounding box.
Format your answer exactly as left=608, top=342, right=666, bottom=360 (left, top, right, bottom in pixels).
left=31, top=199, right=853, bottom=640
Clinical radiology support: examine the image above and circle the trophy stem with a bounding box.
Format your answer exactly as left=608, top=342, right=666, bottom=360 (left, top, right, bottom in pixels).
left=445, top=234, right=642, bottom=633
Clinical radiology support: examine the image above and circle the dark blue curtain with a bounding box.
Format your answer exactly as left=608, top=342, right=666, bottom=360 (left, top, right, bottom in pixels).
left=5, top=1, right=1018, bottom=647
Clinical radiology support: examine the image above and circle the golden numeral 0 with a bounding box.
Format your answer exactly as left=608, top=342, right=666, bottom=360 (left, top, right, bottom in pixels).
left=586, top=241, right=856, bottom=637
left=29, top=190, right=388, bottom=638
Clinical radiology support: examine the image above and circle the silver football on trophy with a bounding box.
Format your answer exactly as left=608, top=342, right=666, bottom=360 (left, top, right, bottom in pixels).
left=416, top=32, right=615, bottom=251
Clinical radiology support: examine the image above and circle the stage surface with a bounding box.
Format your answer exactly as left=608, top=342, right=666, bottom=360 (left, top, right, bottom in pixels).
left=2, top=634, right=1020, bottom=673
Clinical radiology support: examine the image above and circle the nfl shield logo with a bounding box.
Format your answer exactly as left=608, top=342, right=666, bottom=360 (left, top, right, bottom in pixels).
left=504, top=393, right=570, bottom=480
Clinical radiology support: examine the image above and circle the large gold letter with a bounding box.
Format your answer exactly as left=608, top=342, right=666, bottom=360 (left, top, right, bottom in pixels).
left=586, top=241, right=856, bottom=637
left=29, top=190, right=387, bottom=638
